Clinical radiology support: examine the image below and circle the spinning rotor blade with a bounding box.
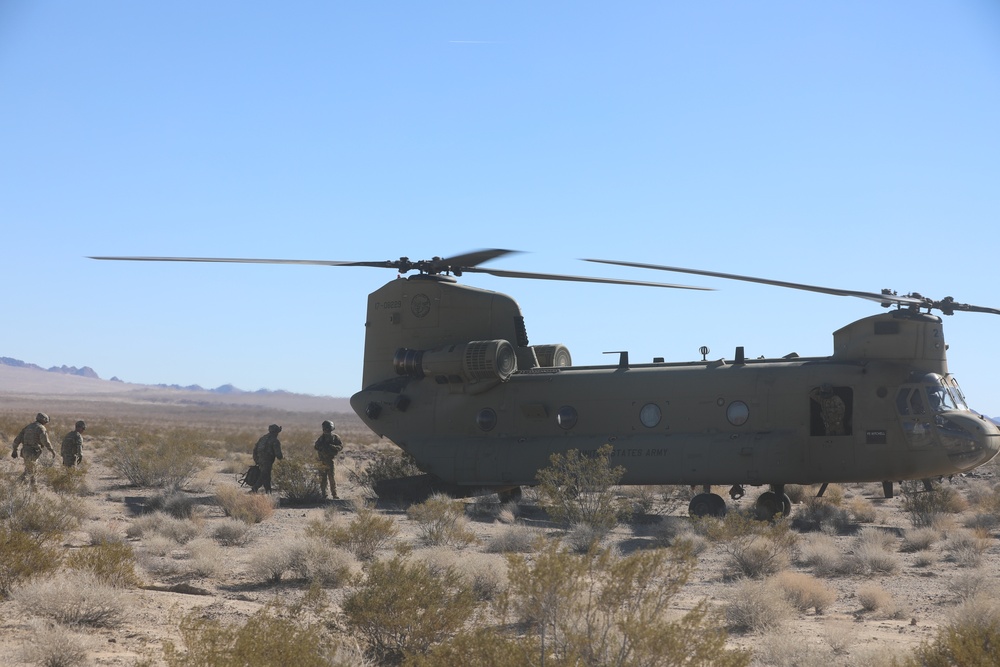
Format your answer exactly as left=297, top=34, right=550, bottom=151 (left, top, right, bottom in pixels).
left=89, top=250, right=708, bottom=290
left=584, top=258, right=1000, bottom=315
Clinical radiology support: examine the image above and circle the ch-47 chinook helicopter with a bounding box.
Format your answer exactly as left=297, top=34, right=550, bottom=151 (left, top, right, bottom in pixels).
left=91, top=250, right=1000, bottom=518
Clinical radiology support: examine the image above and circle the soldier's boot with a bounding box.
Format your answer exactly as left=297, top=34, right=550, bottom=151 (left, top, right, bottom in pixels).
left=330, top=483, right=338, bottom=500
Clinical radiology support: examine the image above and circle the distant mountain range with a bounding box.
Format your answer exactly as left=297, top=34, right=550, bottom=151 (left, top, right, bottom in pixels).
left=1, top=356, right=294, bottom=396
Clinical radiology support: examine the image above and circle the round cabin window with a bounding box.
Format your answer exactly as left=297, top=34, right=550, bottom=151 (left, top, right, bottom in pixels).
left=639, top=403, right=661, bottom=428
left=727, top=401, right=750, bottom=426
left=557, top=405, right=578, bottom=430
left=477, top=408, right=497, bottom=432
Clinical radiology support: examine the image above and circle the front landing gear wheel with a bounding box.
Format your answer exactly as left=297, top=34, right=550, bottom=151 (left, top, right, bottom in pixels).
left=755, top=491, right=792, bottom=520
left=689, top=493, right=727, bottom=518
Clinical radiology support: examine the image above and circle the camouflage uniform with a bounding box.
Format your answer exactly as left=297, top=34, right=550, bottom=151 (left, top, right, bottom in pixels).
left=61, top=421, right=86, bottom=467
left=314, top=420, right=343, bottom=499
left=811, top=386, right=846, bottom=436
left=12, top=413, right=56, bottom=486
left=252, top=425, right=283, bottom=493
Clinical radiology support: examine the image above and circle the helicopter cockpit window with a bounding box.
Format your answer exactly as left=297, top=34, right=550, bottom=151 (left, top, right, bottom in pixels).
left=948, top=377, right=969, bottom=410
left=926, top=386, right=958, bottom=413
left=809, top=385, right=852, bottom=436
left=557, top=406, right=578, bottom=430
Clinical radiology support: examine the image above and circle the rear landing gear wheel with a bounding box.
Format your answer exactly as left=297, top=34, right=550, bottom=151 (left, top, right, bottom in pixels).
left=755, top=491, right=792, bottom=520
left=689, top=493, right=727, bottom=518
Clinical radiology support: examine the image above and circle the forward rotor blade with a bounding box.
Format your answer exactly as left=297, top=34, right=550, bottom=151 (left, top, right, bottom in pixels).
left=462, top=266, right=712, bottom=290
left=583, top=258, right=925, bottom=307
left=88, top=256, right=383, bottom=267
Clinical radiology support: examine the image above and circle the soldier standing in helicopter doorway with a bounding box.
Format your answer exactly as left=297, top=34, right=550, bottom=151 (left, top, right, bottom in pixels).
left=11, top=412, right=56, bottom=487
left=252, top=424, right=284, bottom=493
left=315, top=420, right=343, bottom=499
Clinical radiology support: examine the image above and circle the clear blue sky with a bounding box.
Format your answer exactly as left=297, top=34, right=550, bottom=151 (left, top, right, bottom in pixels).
left=3, top=2, right=1000, bottom=410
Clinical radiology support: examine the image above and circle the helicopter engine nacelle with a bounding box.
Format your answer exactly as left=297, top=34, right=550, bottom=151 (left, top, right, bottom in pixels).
left=531, top=344, right=572, bottom=367
left=394, top=339, right=518, bottom=384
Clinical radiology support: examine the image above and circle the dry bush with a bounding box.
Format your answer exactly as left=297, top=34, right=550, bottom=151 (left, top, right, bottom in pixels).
left=901, top=526, right=939, bottom=552
left=406, top=493, right=478, bottom=547
left=501, top=539, right=748, bottom=667
left=103, top=429, right=205, bottom=490
left=900, top=480, right=967, bottom=527
left=752, top=633, right=833, bottom=667
left=305, top=504, right=398, bottom=560
left=536, top=443, right=625, bottom=534
left=467, top=490, right=503, bottom=519
left=822, top=484, right=845, bottom=505
left=418, top=548, right=508, bottom=602
left=342, top=552, right=479, bottom=665
left=790, top=496, right=853, bottom=534
left=178, top=538, right=226, bottom=578
left=65, top=541, right=143, bottom=588
left=247, top=542, right=300, bottom=583
left=707, top=512, right=797, bottom=579
left=771, top=571, right=836, bottom=613
left=347, top=450, right=422, bottom=491
left=148, top=513, right=202, bottom=544
left=952, top=570, right=998, bottom=602
left=856, top=583, right=903, bottom=618
left=88, top=522, right=127, bottom=545
left=844, top=527, right=900, bottom=575
left=847, top=496, right=878, bottom=523
left=215, top=485, right=275, bottom=524
left=161, top=600, right=352, bottom=667
left=39, top=464, right=90, bottom=496
left=797, top=533, right=843, bottom=577
left=724, top=578, right=794, bottom=634
left=13, top=571, right=127, bottom=627
left=784, top=484, right=808, bottom=504
left=484, top=525, right=541, bottom=554
left=0, top=526, right=65, bottom=598
left=17, top=619, right=92, bottom=667
left=0, top=482, right=72, bottom=597
left=146, top=491, right=199, bottom=519
left=211, top=518, right=251, bottom=546
left=943, top=527, right=991, bottom=567
left=273, top=457, right=324, bottom=504
left=902, top=595, right=1000, bottom=666
left=295, top=540, right=359, bottom=587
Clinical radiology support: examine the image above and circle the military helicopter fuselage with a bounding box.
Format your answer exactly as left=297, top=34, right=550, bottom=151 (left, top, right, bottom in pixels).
left=351, top=274, right=1000, bottom=513
left=89, top=250, right=1000, bottom=517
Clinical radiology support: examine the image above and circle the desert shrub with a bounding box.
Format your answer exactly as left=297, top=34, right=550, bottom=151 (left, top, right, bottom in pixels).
left=724, top=578, right=794, bottom=634
left=784, top=484, right=808, bottom=503
left=467, top=491, right=503, bottom=519
left=0, top=482, right=81, bottom=535
left=88, top=522, right=127, bottom=545
left=40, top=464, right=90, bottom=496
left=847, top=496, right=878, bottom=523
left=406, top=493, right=478, bottom=547
left=952, top=571, right=997, bottom=602
left=791, top=496, right=853, bottom=534
left=418, top=548, right=508, bottom=603
left=943, top=528, right=991, bottom=567
left=64, top=541, right=143, bottom=588
left=305, top=504, right=398, bottom=560
left=797, top=533, right=843, bottom=577
left=566, top=522, right=609, bottom=553
left=900, top=480, right=966, bottom=527
left=273, top=457, right=324, bottom=504
left=0, top=525, right=65, bottom=598
left=706, top=512, right=797, bottom=579
left=536, top=443, right=625, bottom=534
left=901, top=595, right=1000, bottom=666
left=103, top=430, right=204, bottom=489
left=211, top=518, right=251, bottom=546
left=752, top=633, right=836, bottom=667
left=501, top=540, right=748, bottom=667
left=484, top=525, right=541, bottom=554
left=162, top=602, right=349, bottom=667
left=296, top=541, right=358, bottom=587
left=13, top=571, right=127, bottom=627
left=179, top=538, right=226, bottom=578
left=151, top=514, right=201, bottom=544
left=845, top=527, right=900, bottom=575
left=901, top=527, right=939, bottom=552
left=342, top=553, right=479, bottom=665
left=856, top=583, right=902, bottom=617
left=247, top=542, right=298, bottom=584
left=215, top=485, right=275, bottom=524
left=17, top=619, right=91, bottom=667
left=771, top=571, right=836, bottom=613
left=348, top=451, right=422, bottom=490
left=146, top=491, right=198, bottom=519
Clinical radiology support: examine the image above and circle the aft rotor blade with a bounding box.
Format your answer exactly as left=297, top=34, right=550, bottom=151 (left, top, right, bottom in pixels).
left=583, top=258, right=926, bottom=307
left=462, top=266, right=711, bottom=290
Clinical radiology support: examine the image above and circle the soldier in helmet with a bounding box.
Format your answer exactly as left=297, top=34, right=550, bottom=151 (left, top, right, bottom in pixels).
left=11, top=412, right=56, bottom=486
left=61, top=420, right=87, bottom=467
left=314, top=420, right=344, bottom=499
left=251, top=424, right=284, bottom=493
left=810, top=384, right=847, bottom=436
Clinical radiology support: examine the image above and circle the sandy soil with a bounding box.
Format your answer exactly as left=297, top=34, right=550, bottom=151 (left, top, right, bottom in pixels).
left=1, top=388, right=998, bottom=665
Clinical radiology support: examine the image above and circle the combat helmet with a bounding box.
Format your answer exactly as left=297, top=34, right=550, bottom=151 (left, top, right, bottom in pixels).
left=76, top=420, right=86, bottom=429
left=322, top=420, right=335, bottom=431
left=36, top=412, right=49, bottom=424
left=268, top=424, right=282, bottom=434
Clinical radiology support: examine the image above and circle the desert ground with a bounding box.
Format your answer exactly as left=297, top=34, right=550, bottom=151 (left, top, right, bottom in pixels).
left=2, top=371, right=999, bottom=665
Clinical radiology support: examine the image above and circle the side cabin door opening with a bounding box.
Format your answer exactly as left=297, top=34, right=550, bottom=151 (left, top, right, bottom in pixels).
left=808, top=385, right=855, bottom=479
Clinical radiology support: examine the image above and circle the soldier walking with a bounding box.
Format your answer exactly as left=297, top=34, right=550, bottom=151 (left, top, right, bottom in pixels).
left=11, top=412, right=56, bottom=487
left=314, top=420, right=343, bottom=499
left=61, top=420, right=86, bottom=467
left=252, top=424, right=284, bottom=493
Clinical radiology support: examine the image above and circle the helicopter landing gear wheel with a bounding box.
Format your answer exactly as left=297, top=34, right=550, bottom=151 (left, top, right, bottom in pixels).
left=755, top=491, right=792, bottom=520
left=689, top=493, right=727, bottom=518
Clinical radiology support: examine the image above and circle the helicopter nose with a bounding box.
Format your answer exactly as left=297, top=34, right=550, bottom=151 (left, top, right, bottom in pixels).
left=938, top=413, right=1000, bottom=472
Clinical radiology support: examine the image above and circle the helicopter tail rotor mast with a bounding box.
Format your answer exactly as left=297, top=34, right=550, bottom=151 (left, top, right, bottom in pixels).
left=583, top=258, right=1000, bottom=317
